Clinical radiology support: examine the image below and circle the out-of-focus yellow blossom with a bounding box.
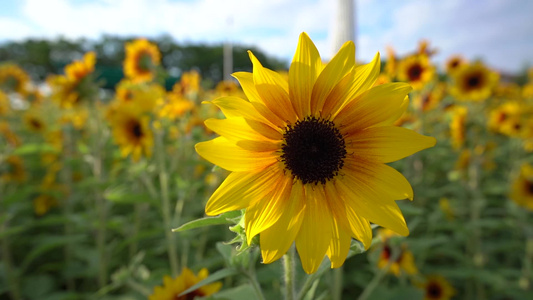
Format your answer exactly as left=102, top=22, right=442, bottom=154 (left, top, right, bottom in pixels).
left=450, top=106, right=467, bottom=150
left=445, top=55, right=466, bottom=75
left=413, top=83, right=445, bottom=112
left=0, top=90, right=10, bottom=116
left=488, top=101, right=521, bottom=134
left=157, top=92, right=195, bottom=121
left=385, top=46, right=397, bottom=78
left=108, top=103, right=153, bottom=162
left=23, top=109, right=47, bottom=133
left=0, top=121, right=21, bottom=147
left=174, top=70, right=201, bottom=100
left=439, top=198, right=455, bottom=220
left=510, top=164, right=533, bottom=211
left=148, top=267, right=221, bottom=300
left=416, top=275, right=456, bottom=300
left=397, top=54, right=435, bottom=91
left=377, top=244, right=418, bottom=276
left=1, top=155, right=27, bottom=183
left=450, top=62, right=499, bottom=102
left=48, top=52, right=97, bottom=108
left=124, top=39, right=161, bottom=82
left=0, top=63, right=30, bottom=95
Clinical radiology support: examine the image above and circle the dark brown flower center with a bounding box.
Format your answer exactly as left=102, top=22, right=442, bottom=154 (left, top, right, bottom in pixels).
left=128, top=119, right=143, bottom=139
left=465, top=72, right=484, bottom=91
left=426, top=282, right=443, bottom=298
left=281, top=116, right=346, bottom=185
left=525, top=179, right=533, bottom=195
left=407, top=64, right=423, bottom=81
left=30, top=118, right=43, bottom=130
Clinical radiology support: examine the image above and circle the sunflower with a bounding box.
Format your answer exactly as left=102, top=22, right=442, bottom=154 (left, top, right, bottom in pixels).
left=417, top=275, right=456, bottom=300
left=413, top=83, right=445, bottom=112
left=195, top=32, right=436, bottom=274
left=149, top=267, right=222, bottom=300
left=48, top=52, right=97, bottom=108
left=397, top=54, right=435, bottom=91
left=0, top=63, right=30, bottom=95
left=23, top=110, right=47, bottom=133
left=445, top=55, right=465, bottom=75
left=377, top=243, right=418, bottom=276
left=510, top=164, right=533, bottom=211
left=124, top=39, right=161, bottom=82
left=174, top=70, right=202, bottom=100
left=1, top=155, right=27, bottom=183
left=450, top=62, right=498, bottom=102
left=0, top=90, right=10, bottom=116
left=0, top=121, right=21, bottom=147
left=450, top=106, right=467, bottom=150
left=114, top=79, right=164, bottom=112
left=487, top=101, right=521, bottom=134
left=157, top=92, right=195, bottom=121
left=108, top=103, right=153, bottom=162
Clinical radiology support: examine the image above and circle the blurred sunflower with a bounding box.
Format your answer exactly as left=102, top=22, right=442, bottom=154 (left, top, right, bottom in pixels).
left=397, top=54, right=435, bottom=91
left=1, top=155, right=27, bottom=183
left=510, top=163, right=533, bottom=211
left=445, top=55, right=465, bottom=75
left=488, top=101, right=521, bottom=133
left=48, top=52, right=97, bottom=108
left=450, top=62, right=498, bottom=102
left=149, top=267, right=221, bottom=300
left=23, top=110, right=47, bottom=133
left=450, top=106, right=467, bottom=150
left=385, top=46, right=397, bottom=78
left=0, top=90, right=10, bottom=116
left=124, top=39, right=161, bottom=82
left=377, top=243, right=418, bottom=276
left=195, top=32, right=436, bottom=274
left=0, top=63, right=30, bottom=95
left=0, top=121, right=21, bottom=147
left=157, top=92, right=195, bottom=121
left=174, top=70, right=202, bottom=99
left=108, top=104, right=153, bottom=162
left=413, top=83, right=445, bottom=112
left=417, top=275, right=456, bottom=300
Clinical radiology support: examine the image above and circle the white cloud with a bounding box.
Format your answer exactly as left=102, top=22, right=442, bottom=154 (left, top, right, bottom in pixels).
left=1, top=0, right=532, bottom=72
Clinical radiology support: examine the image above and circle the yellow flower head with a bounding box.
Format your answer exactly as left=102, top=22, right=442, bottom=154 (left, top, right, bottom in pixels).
left=510, top=163, right=533, bottom=211
left=445, top=55, right=466, bottom=75
left=0, top=90, right=10, bottom=116
left=65, top=52, right=96, bottom=82
left=114, top=79, right=164, bottom=113
left=451, top=62, right=499, bottom=102
left=487, top=101, right=521, bottom=135
left=23, top=109, right=47, bottom=133
left=377, top=244, right=418, bottom=276
left=1, top=155, right=27, bottom=183
left=397, top=54, right=435, bottom=91
left=108, top=103, right=153, bottom=162
left=0, top=121, right=21, bottom=147
left=0, top=63, right=30, bottom=95
left=158, top=92, right=195, bottom=121
left=450, top=106, right=467, bottom=150
left=417, top=275, right=456, bottom=300
left=174, top=70, right=202, bottom=100
left=195, top=32, right=436, bottom=274
left=124, top=39, right=161, bottom=82
left=413, top=82, right=445, bottom=112
left=149, top=267, right=221, bottom=300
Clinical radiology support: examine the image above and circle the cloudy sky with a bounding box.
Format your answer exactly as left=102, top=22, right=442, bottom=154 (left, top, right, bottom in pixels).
left=1, top=0, right=532, bottom=73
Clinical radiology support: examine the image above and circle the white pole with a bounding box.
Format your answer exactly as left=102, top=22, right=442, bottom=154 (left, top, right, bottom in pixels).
left=332, top=0, right=355, bottom=58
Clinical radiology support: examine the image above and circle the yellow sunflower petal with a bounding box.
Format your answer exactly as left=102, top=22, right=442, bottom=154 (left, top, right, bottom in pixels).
left=245, top=170, right=293, bottom=244
left=344, top=159, right=414, bottom=200
left=289, top=32, right=323, bottom=118
left=260, top=181, right=306, bottom=264
left=311, top=40, right=355, bottom=114
left=345, top=204, right=373, bottom=249
left=249, top=51, right=296, bottom=124
left=232, top=71, right=262, bottom=103
left=209, top=96, right=279, bottom=128
left=205, top=167, right=281, bottom=215
left=322, top=52, right=381, bottom=118
left=195, top=137, right=277, bottom=172
left=326, top=218, right=352, bottom=268
left=335, top=82, right=412, bottom=133
left=296, top=185, right=333, bottom=274
left=204, top=117, right=275, bottom=142
left=345, top=126, right=437, bottom=163
left=337, top=173, right=409, bottom=236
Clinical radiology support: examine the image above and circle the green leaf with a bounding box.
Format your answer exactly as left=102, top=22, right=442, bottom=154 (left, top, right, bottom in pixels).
left=208, top=284, right=257, bottom=300
left=178, top=268, right=239, bottom=297
left=12, top=143, right=58, bottom=155
left=172, top=211, right=242, bottom=232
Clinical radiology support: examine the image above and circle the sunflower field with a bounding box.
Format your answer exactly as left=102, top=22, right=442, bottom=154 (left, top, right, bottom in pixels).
left=1, top=34, right=532, bottom=300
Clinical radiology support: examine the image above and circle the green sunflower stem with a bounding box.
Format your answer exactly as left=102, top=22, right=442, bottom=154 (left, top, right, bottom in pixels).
left=283, top=245, right=296, bottom=300
left=61, top=124, right=76, bottom=291
left=1, top=185, right=22, bottom=300
left=155, top=128, right=179, bottom=277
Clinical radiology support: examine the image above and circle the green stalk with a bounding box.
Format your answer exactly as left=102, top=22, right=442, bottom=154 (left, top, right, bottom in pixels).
left=331, top=266, right=343, bottom=300
left=155, top=128, right=179, bottom=276
left=1, top=182, right=22, bottom=300
left=91, top=101, right=108, bottom=288
left=61, top=124, right=75, bottom=291
left=283, top=246, right=296, bottom=300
